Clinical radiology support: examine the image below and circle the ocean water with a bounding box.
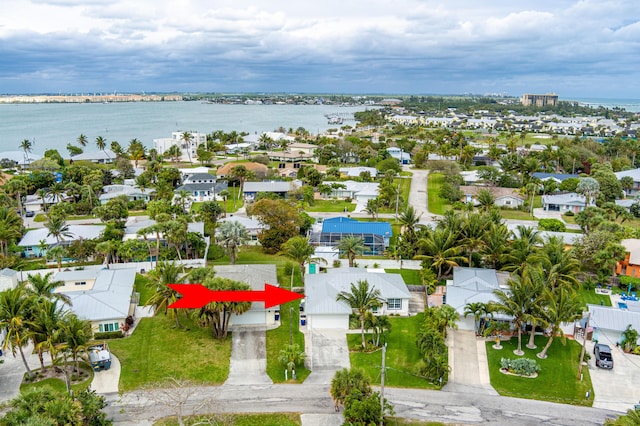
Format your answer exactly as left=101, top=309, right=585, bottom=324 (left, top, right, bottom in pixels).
left=569, top=97, right=640, bottom=112
left=0, top=102, right=367, bottom=156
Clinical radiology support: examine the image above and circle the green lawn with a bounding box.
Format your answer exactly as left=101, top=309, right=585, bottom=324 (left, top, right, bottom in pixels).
left=135, top=273, right=154, bottom=305
left=576, top=288, right=612, bottom=308
left=386, top=269, right=422, bottom=285
left=108, top=314, right=231, bottom=391
left=485, top=335, right=593, bottom=406
left=500, top=210, right=536, bottom=220
left=305, top=199, right=355, bottom=213
left=427, top=173, right=448, bottom=215
left=20, top=366, right=94, bottom=394
left=155, top=413, right=301, bottom=426
left=347, top=314, right=437, bottom=389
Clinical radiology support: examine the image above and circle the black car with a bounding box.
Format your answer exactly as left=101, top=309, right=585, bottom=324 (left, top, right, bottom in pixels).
left=594, top=343, right=614, bottom=369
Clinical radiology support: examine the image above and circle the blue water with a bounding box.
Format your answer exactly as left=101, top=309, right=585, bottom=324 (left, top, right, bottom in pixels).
left=569, top=97, right=640, bottom=112
left=618, top=302, right=628, bottom=309
left=0, top=102, right=367, bottom=155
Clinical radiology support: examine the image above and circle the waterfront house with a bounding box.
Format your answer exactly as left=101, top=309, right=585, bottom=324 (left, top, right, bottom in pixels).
left=153, top=131, right=207, bottom=162
left=70, top=150, right=115, bottom=164
left=304, top=269, right=411, bottom=329
left=18, top=225, right=105, bottom=258
left=54, top=268, right=136, bottom=334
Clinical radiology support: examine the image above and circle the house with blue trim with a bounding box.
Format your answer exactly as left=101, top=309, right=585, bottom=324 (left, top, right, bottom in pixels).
left=18, top=225, right=106, bottom=258
left=309, top=217, right=392, bottom=255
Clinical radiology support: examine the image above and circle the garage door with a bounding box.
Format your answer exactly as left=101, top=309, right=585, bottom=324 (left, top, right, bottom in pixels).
left=308, top=314, right=349, bottom=330
left=231, top=310, right=266, bottom=326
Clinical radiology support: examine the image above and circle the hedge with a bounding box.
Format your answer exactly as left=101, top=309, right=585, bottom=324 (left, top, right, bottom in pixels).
left=93, top=331, right=123, bottom=340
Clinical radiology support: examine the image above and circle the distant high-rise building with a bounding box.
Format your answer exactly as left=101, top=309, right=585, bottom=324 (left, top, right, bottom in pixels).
left=521, top=93, right=558, bottom=107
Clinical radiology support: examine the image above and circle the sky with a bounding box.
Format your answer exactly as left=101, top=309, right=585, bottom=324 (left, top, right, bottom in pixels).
left=0, top=0, right=639, bottom=98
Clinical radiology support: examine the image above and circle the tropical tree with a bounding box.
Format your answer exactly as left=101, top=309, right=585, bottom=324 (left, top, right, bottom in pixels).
left=464, top=302, right=488, bottom=336
left=576, top=177, right=600, bottom=205
left=537, top=287, right=582, bottom=359
left=28, top=297, right=67, bottom=371
left=229, top=165, right=255, bottom=198
left=336, top=280, right=382, bottom=349
left=60, top=313, right=92, bottom=373
left=26, top=272, right=69, bottom=304
left=476, top=189, right=496, bottom=211
left=46, top=245, right=68, bottom=272
left=218, top=190, right=230, bottom=216
left=364, top=198, right=379, bottom=220
left=45, top=215, right=72, bottom=244
left=95, top=135, right=109, bottom=159
left=77, top=133, right=88, bottom=147
left=363, top=312, right=391, bottom=347
left=216, top=220, right=249, bottom=264
left=416, top=228, right=466, bottom=280
left=197, top=201, right=223, bottom=234
left=0, top=287, right=34, bottom=378
left=19, top=138, right=33, bottom=166
left=330, top=367, right=372, bottom=411
left=0, top=207, right=22, bottom=257
left=4, top=178, right=28, bottom=217
left=279, top=236, right=326, bottom=284
left=146, top=261, right=184, bottom=328
left=336, top=236, right=366, bottom=267
left=197, top=277, right=252, bottom=339
left=397, top=205, right=422, bottom=239
left=95, top=240, right=118, bottom=269
left=460, top=212, right=489, bottom=267
left=279, top=343, right=306, bottom=376
left=181, top=131, right=194, bottom=163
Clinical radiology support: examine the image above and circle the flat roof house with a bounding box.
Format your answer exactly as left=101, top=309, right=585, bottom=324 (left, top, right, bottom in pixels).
left=304, top=269, right=411, bottom=329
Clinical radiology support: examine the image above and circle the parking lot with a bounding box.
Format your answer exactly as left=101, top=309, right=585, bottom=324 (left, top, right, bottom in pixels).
left=587, top=340, right=640, bottom=412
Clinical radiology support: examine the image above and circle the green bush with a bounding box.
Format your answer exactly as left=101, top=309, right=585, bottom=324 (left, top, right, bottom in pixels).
left=563, top=211, right=575, bottom=217
left=500, top=357, right=540, bottom=376
left=538, top=218, right=566, bottom=232
left=619, top=275, right=640, bottom=289
left=93, top=331, right=123, bottom=340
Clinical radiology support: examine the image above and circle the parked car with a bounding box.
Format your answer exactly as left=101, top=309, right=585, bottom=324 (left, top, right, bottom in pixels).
left=594, top=343, right=614, bottom=369
left=25, top=210, right=35, bottom=217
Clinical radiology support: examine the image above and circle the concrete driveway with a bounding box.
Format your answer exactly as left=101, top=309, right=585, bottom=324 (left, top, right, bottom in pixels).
left=304, top=329, right=350, bottom=385
left=587, top=340, right=640, bottom=412
left=444, top=329, right=497, bottom=395
left=224, top=326, right=272, bottom=385
left=90, top=354, right=121, bottom=394
left=0, top=343, right=43, bottom=403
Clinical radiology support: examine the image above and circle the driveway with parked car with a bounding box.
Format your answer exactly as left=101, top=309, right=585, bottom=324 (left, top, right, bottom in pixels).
left=587, top=340, right=640, bottom=412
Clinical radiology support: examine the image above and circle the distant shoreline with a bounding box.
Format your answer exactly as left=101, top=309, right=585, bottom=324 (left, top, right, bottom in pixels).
left=0, top=94, right=183, bottom=104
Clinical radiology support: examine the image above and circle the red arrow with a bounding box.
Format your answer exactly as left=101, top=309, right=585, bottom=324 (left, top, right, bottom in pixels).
left=167, top=283, right=303, bottom=309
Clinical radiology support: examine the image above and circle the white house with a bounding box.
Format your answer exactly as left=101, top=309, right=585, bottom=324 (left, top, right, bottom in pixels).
left=304, top=269, right=411, bottom=330
left=153, top=131, right=207, bottom=162
left=339, top=167, right=378, bottom=179
left=0, top=268, right=18, bottom=291
left=542, top=192, right=594, bottom=213
left=214, top=264, right=279, bottom=327
left=24, top=193, right=73, bottom=213
left=445, top=267, right=511, bottom=330
left=54, top=268, right=137, bottom=334
left=18, top=225, right=106, bottom=258
left=615, top=168, right=640, bottom=196
left=386, top=147, right=411, bottom=164
left=217, top=216, right=265, bottom=244
left=460, top=186, right=525, bottom=208
left=99, top=184, right=155, bottom=204
left=588, top=303, right=640, bottom=346
left=70, top=150, right=115, bottom=164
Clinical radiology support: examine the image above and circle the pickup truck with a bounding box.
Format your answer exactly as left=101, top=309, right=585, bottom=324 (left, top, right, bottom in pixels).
left=593, top=343, right=614, bottom=369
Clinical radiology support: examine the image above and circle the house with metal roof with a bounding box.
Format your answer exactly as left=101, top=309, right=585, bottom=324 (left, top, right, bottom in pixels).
left=309, top=217, right=391, bottom=255
left=616, top=239, right=640, bottom=278
left=70, top=150, right=116, bottom=164
left=532, top=172, right=580, bottom=183
left=242, top=180, right=301, bottom=201
left=54, top=268, right=136, bottom=334
left=0, top=268, right=18, bottom=291
left=339, top=167, right=378, bottom=179
left=175, top=180, right=228, bottom=202
left=615, top=168, right=640, bottom=196
left=445, top=267, right=511, bottom=330
left=304, top=269, right=411, bottom=329
left=386, top=147, right=411, bottom=164
left=214, top=264, right=280, bottom=326
left=99, top=184, right=155, bottom=204
left=460, top=186, right=525, bottom=208
left=18, top=225, right=106, bottom=258
left=542, top=192, right=594, bottom=213
left=587, top=304, right=640, bottom=347
left=217, top=216, right=265, bottom=244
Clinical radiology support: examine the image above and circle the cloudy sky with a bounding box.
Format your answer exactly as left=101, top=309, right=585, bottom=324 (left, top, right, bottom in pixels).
left=1, top=0, right=639, bottom=98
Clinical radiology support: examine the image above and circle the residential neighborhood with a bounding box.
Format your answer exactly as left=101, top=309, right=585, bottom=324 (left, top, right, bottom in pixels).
left=1, top=97, right=640, bottom=425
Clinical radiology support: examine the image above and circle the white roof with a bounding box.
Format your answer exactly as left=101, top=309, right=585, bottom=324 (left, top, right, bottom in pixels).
left=243, top=181, right=299, bottom=193
left=18, top=225, right=105, bottom=247
left=622, top=239, right=640, bottom=265
left=218, top=216, right=265, bottom=232
left=615, top=168, right=640, bottom=182
left=339, top=167, right=378, bottom=178
left=70, top=150, right=115, bottom=161
left=305, top=269, right=410, bottom=315
left=56, top=268, right=136, bottom=322
left=0, top=151, right=42, bottom=164
left=214, top=264, right=278, bottom=311
left=588, top=304, right=640, bottom=333
left=123, top=218, right=204, bottom=240
left=542, top=192, right=589, bottom=206
left=446, top=267, right=510, bottom=314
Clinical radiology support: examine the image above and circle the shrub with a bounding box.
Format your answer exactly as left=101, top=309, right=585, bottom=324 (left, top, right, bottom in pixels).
left=538, top=218, right=566, bottom=232
left=619, top=275, right=640, bottom=289
left=333, top=259, right=342, bottom=268
left=500, top=357, right=540, bottom=376
left=94, top=331, right=123, bottom=340
left=564, top=211, right=575, bottom=217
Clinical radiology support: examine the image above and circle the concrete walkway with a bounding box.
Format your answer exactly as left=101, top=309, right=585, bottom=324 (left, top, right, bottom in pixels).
left=0, top=343, right=43, bottom=403
left=225, top=326, right=272, bottom=385
left=444, top=329, right=497, bottom=395
left=90, top=354, right=121, bottom=394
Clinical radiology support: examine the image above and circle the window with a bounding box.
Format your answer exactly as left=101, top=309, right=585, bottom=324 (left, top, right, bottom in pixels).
left=505, top=200, right=512, bottom=205
left=387, top=298, right=402, bottom=310
left=99, top=322, right=120, bottom=333
left=75, top=281, right=87, bottom=286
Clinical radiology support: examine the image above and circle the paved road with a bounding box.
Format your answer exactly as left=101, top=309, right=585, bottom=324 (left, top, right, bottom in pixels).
left=104, top=383, right=621, bottom=425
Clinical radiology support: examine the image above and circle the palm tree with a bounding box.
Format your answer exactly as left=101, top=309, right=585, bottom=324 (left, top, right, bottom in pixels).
left=482, top=223, right=509, bottom=269
left=493, top=269, right=537, bottom=356
left=181, top=131, right=194, bottom=163
left=476, top=189, right=496, bottom=211
left=95, top=136, right=109, bottom=159
left=218, top=190, right=230, bottom=217
left=146, top=261, right=184, bottom=328
left=397, top=206, right=422, bottom=238
left=198, top=277, right=252, bottom=339
left=95, top=240, right=118, bottom=268
left=46, top=245, right=68, bottom=271
left=460, top=212, right=489, bottom=267
left=336, top=236, right=366, bottom=267
left=60, top=314, right=92, bottom=373
left=4, top=178, right=28, bottom=217
left=26, top=272, right=70, bottom=304
left=536, top=287, right=582, bottom=359
left=45, top=215, right=72, bottom=244
left=216, top=220, right=250, bottom=265
left=364, top=198, right=379, bottom=220
left=279, top=236, right=326, bottom=284
left=19, top=138, right=33, bottom=167
left=330, top=367, right=371, bottom=411
left=336, top=280, right=382, bottom=349
left=229, top=165, right=255, bottom=199
left=416, top=228, right=466, bottom=280
left=47, top=182, right=66, bottom=204
left=464, top=302, right=487, bottom=336
left=29, top=297, right=67, bottom=371
left=37, top=188, right=48, bottom=212
left=0, top=207, right=22, bottom=257
left=77, top=134, right=88, bottom=147
left=0, top=287, right=34, bottom=378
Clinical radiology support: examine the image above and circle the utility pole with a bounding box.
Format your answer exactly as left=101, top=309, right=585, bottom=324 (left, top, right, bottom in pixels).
left=379, top=341, right=387, bottom=426
left=577, top=312, right=590, bottom=380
